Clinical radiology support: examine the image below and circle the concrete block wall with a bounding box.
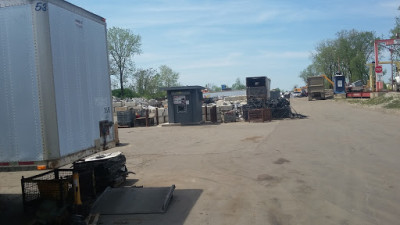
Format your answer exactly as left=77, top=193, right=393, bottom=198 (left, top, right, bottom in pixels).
left=125, top=101, right=136, bottom=107
left=115, top=106, right=169, bottom=125
left=224, top=96, right=247, bottom=102
left=202, top=105, right=222, bottom=123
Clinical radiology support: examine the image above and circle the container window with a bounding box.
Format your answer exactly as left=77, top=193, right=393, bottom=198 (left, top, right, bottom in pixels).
left=177, top=104, right=187, bottom=113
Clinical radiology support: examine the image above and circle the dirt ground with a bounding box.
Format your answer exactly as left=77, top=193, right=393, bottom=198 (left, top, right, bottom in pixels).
left=1, top=97, right=400, bottom=225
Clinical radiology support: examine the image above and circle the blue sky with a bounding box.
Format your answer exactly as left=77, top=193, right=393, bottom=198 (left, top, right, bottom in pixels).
left=68, top=0, right=399, bottom=90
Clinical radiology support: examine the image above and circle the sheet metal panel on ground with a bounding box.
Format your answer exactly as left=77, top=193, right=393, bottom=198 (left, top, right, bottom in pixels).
left=91, top=185, right=176, bottom=214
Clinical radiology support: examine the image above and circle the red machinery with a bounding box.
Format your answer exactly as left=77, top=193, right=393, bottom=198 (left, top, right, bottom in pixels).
left=374, top=38, right=400, bottom=91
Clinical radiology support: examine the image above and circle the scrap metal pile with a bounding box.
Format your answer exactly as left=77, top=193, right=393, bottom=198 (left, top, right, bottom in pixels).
left=74, top=152, right=130, bottom=197
left=243, top=98, right=292, bottom=120
left=242, top=76, right=305, bottom=121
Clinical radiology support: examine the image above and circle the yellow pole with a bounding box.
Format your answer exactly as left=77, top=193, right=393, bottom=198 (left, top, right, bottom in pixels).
left=73, top=172, right=82, bottom=205
left=369, top=64, right=374, bottom=92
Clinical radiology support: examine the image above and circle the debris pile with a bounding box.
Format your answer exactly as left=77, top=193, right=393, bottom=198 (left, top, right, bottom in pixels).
left=243, top=98, right=292, bottom=120
left=266, top=98, right=292, bottom=118
left=74, top=152, right=129, bottom=196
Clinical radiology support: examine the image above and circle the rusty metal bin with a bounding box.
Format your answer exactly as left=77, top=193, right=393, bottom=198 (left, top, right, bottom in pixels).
left=248, top=108, right=271, bottom=122
left=21, top=169, right=73, bottom=209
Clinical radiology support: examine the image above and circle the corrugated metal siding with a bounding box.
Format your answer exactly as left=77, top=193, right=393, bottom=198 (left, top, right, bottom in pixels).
left=0, top=5, right=44, bottom=161
left=48, top=3, right=113, bottom=156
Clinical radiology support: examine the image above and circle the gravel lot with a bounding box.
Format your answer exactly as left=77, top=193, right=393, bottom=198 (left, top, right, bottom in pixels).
left=1, top=97, right=400, bottom=225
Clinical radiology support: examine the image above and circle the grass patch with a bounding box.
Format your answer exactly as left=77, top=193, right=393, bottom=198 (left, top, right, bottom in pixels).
left=343, top=93, right=400, bottom=109
left=359, top=96, right=393, bottom=105
left=384, top=99, right=400, bottom=109
left=346, top=99, right=363, bottom=104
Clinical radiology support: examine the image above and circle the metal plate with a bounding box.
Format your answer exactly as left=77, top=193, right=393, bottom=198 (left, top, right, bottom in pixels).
left=91, top=185, right=175, bottom=215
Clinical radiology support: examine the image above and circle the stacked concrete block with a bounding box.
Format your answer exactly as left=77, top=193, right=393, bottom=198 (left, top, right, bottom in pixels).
left=224, top=96, right=247, bottom=102
left=115, top=106, right=128, bottom=112
left=201, top=106, right=209, bottom=121
left=157, top=107, right=169, bottom=124
left=124, top=101, right=136, bottom=107
left=113, top=101, right=124, bottom=113
left=202, top=105, right=222, bottom=123
left=113, top=101, right=124, bottom=107
left=157, top=108, right=168, bottom=124
left=219, top=105, right=233, bottom=112
left=223, top=110, right=236, bottom=123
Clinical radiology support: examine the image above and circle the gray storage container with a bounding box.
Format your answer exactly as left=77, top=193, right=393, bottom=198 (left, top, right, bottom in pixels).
left=246, top=76, right=271, bottom=100
left=117, top=109, right=135, bottom=127
left=165, top=86, right=204, bottom=124
left=0, top=0, right=114, bottom=171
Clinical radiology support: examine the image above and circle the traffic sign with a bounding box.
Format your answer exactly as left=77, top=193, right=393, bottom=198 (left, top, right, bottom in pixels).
left=375, top=65, right=383, bottom=73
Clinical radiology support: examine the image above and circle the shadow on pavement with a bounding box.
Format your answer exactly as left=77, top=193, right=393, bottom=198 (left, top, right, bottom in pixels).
left=116, top=143, right=130, bottom=147
left=97, top=189, right=203, bottom=225
left=0, top=193, right=35, bottom=225
left=122, top=178, right=140, bottom=186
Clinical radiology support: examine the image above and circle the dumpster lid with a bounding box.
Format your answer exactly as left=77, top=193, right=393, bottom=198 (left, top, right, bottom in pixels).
left=79, top=151, right=122, bottom=162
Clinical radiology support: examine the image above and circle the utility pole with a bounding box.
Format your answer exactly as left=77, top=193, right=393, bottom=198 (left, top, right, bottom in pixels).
left=390, top=49, right=394, bottom=90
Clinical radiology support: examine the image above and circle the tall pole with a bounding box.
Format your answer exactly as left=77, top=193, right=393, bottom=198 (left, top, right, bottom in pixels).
left=374, top=40, right=379, bottom=92
left=390, top=49, right=394, bottom=91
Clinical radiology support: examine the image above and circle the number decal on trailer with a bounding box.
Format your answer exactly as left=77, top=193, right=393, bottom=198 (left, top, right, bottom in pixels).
left=104, top=107, right=111, bottom=114
left=35, top=2, right=47, bottom=11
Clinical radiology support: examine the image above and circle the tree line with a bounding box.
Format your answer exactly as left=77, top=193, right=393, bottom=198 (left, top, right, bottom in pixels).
left=205, top=77, right=246, bottom=92
left=299, top=6, right=400, bottom=86
left=108, top=27, right=179, bottom=99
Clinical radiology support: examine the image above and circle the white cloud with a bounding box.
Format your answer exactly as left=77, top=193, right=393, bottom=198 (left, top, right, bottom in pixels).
left=67, top=0, right=399, bottom=90
left=259, top=51, right=311, bottom=59
left=178, top=52, right=243, bottom=70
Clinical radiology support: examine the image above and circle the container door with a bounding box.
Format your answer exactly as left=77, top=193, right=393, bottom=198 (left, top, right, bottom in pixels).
left=0, top=4, right=44, bottom=162
left=173, top=94, right=193, bottom=123
left=48, top=3, right=113, bottom=156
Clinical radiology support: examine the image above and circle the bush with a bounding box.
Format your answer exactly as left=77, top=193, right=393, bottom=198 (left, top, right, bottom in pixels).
left=112, top=89, right=137, bottom=98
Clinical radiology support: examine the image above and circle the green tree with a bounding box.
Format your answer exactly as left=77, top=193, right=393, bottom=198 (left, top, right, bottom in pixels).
left=335, top=30, right=375, bottom=82
left=205, top=83, right=222, bottom=92
left=299, top=64, right=318, bottom=84
left=390, top=6, right=400, bottom=38
left=212, top=85, right=222, bottom=92
left=158, top=65, right=180, bottom=87
left=313, top=40, right=338, bottom=80
left=272, top=88, right=281, bottom=93
left=231, top=77, right=246, bottom=90
left=133, top=68, right=158, bottom=97
left=390, top=6, right=400, bottom=61
left=112, top=88, right=136, bottom=98
left=307, top=29, right=376, bottom=84
left=108, top=27, right=142, bottom=97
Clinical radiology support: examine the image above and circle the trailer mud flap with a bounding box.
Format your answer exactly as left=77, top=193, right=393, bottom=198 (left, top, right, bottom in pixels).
left=90, top=185, right=175, bottom=215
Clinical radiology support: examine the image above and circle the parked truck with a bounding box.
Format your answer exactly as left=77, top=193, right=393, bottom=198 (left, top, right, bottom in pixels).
left=307, top=76, right=325, bottom=101
left=0, top=0, right=115, bottom=171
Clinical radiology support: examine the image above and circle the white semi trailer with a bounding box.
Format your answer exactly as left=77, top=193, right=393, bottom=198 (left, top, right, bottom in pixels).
left=0, top=0, right=115, bottom=171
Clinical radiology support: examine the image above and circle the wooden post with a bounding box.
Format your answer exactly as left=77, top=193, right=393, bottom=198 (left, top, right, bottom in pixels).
left=146, top=109, right=149, bottom=127
left=156, top=108, right=159, bottom=125
left=205, top=104, right=208, bottom=121
left=114, top=123, right=119, bottom=145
